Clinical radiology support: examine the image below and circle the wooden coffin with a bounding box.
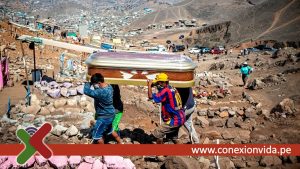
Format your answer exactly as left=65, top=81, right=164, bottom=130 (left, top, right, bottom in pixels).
left=85, top=51, right=197, bottom=87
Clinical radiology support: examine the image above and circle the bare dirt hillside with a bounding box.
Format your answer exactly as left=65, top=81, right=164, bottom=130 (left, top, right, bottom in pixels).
left=130, top=0, right=300, bottom=45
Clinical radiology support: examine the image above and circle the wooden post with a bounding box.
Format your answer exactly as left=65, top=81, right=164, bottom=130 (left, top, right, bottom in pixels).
left=30, top=42, right=37, bottom=82
left=10, top=23, right=12, bottom=36
left=20, top=41, right=31, bottom=106
left=20, top=41, right=29, bottom=85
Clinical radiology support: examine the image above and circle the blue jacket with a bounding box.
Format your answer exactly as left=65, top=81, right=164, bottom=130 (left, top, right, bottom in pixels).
left=240, top=66, right=253, bottom=76
left=84, top=83, right=115, bottom=118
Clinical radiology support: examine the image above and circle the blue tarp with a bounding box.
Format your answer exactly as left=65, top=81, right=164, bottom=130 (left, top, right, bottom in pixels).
left=37, top=23, right=43, bottom=29
left=101, top=43, right=113, bottom=50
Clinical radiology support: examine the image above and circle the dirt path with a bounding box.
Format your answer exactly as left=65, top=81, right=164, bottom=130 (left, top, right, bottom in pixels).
left=178, top=7, right=182, bottom=19
left=165, top=10, right=169, bottom=21
left=256, top=0, right=296, bottom=39
left=170, top=8, right=179, bottom=18
left=267, top=15, right=300, bottom=33
left=0, top=84, right=27, bottom=115
left=152, top=9, right=161, bottom=24
left=235, top=21, right=242, bottom=39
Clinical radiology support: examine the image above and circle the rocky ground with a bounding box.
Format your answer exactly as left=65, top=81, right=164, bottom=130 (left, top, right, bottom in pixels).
left=0, top=156, right=135, bottom=169
left=0, top=21, right=300, bottom=168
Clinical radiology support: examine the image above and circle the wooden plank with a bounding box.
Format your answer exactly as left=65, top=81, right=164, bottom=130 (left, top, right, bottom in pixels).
left=88, top=68, right=194, bottom=81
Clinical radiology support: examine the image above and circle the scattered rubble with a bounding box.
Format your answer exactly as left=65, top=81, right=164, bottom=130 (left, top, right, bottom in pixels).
left=195, top=72, right=233, bottom=88
left=209, top=62, right=225, bottom=70
left=35, top=81, right=85, bottom=99
left=0, top=155, right=138, bottom=169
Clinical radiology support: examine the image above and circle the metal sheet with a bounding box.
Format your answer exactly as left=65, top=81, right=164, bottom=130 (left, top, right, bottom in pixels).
left=85, top=52, right=196, bottom=72
left=18, top=35, right=104, bottom=53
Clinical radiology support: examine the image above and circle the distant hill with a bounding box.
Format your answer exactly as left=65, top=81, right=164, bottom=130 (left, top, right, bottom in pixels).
left=130, top=0, right=300, bottom=45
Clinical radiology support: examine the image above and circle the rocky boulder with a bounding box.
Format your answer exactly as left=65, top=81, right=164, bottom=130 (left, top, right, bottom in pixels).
left=204, top=130, right=222, bottom=140
left=85, top=103, right=96, bottom=113
left=195, top=116, right=209, bottom=128
left=76, top=85, right=84, bottom=95
left=51, top=125, right=68, bottom=136
left=233, top=130, right=251, bottom=143
left=260, top=156, right=282, bottom=167
left=243, top=92, right=255, bottom=104
left=272, top=98, right=297, bottom=115
left=54, top=99, right=67, bottom=108
left=163, top=156, right=200, bottom=169
left=21, top=105, right=41, bottom=115
left=219, top=157, right=235, bottom=169
left=226, top=117, right=237, bottom=128
left=207, top=110, right=215, bottom=118
left=48, top=156, right=68, bottom=169
left=219, top=111, right=229, bottom=118
left=78, top=162, right=92, bottom=169
left=135, top=98, right=156, bottom=113
left=245, top=107, right=258, bottom=119
left=61, top=88, right=70, bottom=97
left=197, top=109, right=207, bottom=116
left=92, top=159, right=104, bottom=169
left=47, top=89, right=61, bottom=98
left=210, top=118, right=225, bottom=127
left=65, top=107, right=82, bottom=114
left=35, top=156, right=47, bottom=166
left=209, top=62, right=225, bottom=71
left=198, top=157, right=210, bottom=169
left=31, top=94, right=40, bottom=105
left=69, top=88, right=78, bottom=96
left=39, top=107, right=50, bottom=115
left=262, top=75, right=284, bottom=85
left=232, top=159, right=246, bottom=168
left=68, top=156, right=81, bottom=168
left=65, top=125, right=79, bottom=137
left=222, top=131, right=235, bottom=140
left=103, top=156, right=135, bottom=169
left=84, top=156, right=96, bottom=164
left=62, top=82, right=73, bottom=88
left=247, top=79, right=265, bottom=90
left=23, top=114, right=36, bottom=122
left=67, top=99, right=78, bottom=106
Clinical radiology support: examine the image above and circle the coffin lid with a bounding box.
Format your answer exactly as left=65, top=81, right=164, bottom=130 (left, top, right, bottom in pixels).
left=85, top=51, right=196, bottom=71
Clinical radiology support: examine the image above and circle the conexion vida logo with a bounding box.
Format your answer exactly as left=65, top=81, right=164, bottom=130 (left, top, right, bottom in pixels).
left=16, top=123, right=53, bottom=165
